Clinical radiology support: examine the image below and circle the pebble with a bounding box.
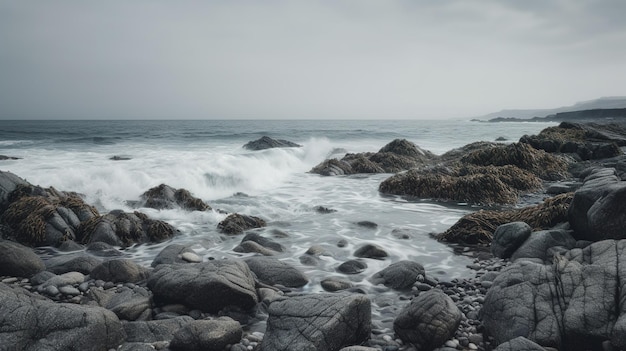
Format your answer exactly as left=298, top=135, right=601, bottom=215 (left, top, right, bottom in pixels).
left=44, top=285, right=59, bottom=296
left=2, top=277, right=18, bottom=284
left=468, top=343, right=478, bottom=350
left=181, top=252, right=202, bottom=263
left=58, top=286, right=81, bottom=296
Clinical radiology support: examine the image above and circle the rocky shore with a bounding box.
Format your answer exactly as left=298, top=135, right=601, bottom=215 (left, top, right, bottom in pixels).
left=3, top=125, right=626, bottom=350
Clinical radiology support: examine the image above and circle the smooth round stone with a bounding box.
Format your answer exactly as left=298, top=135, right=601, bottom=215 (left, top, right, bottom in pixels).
left=480, top=281, right=493, bottom=289
left=468, top=343, right=478, bottom=350
left=78, top=282, right=90, bottom=292
left=445, top=339, right=459, bottom=348
left=2, top=277, right=18, bottom=284
left=59, top=286, right=81, bottom=296
left=181, top=252, right=202, bottom=263
left=44, top=285, right=59, bottom=296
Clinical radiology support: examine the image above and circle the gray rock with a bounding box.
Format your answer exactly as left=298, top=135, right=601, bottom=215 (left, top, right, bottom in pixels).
left=260, top=293, right=371, bottom=351
left=483, top=240, right=626, bottom=350
left=30, top=271, right=56, bottom=285
left=569, top=167, right=626, bottom=241
left=245, top=256, right=308, bottom=288
left=494, top=336, right=546, bottom=351
left=45, top=253, right=102, bottom=274
left=0, top=283, right=125, bottom=350
left=239, top=232, right=285, bottom=252
left=87, top=285, right=153, bottom=321
left=147, top=260, right=258, bottom=313
left=86, top=241, right=124, bottom=257
left=243, top=136, right=301, bottom=151
left=510, top=229, right=576, bottom=262
left=140, top=184, right=211, bottom=211
left=41, top=271, right=85, bottom=288
left=0, top=171, right=28, bottom=207
left=217, top=213, right=266, bottom=235
left=0, top=240, right=45, bottom=278
left=234, top=240, right=279, bottom=256
left=370, top=260, right=425, bottom=289
left=337, top=259, right=368, bottom=274
left=491, top=222, right=532, bottom=259
left=123, top=316, right=194, bottom=342
left=151, top=244, right=198, bottom=267
left=169, top=317, right=243, bottom=351
left=393, top=289, right=462, bottom=350
left=339, top=347, right=380, bottom=351
left=90, top=259, right=150, bottom=283
left=354, top=243, right=388, bottom=259
left=117, top=343, right=156, bottom=351
left=321, top=277, right=354, bottom=292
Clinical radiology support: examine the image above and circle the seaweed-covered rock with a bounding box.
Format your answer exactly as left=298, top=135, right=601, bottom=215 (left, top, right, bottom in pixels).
left=260, top=293, right=371, bottom=351
left=148, top=260, right=258, bottom=313
left=437, top=192, right=573, bottom=245
left=568, top=167, right=626, bottom=241
left=461, top=142, right=569, bottom=180
left=139, top=184, right=211, bottom=211
left=0, top=283, right=125, bottom=350
left=77, top=210, right=178, bottom=247
left=243, top=136, right=301, bottom=151
left=310, top=139, right=434, bottom=176
left=217, top=213, right=266, bottom=235
left=379, top=165, right=541, bottom=205
left=1, top=192, right=99, bottom=247
left=394, top=289, right=462, bottom=349
left=520, top=122, right=626, bottom=160
left=0, top=171, right=28, bottom=209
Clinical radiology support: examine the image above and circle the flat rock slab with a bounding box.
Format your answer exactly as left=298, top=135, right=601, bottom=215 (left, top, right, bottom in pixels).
left=0, top=283, right=125, bottom=350
left=260, top=292, right=371, bottom=351
left=148, top=260, right=258, bottom=313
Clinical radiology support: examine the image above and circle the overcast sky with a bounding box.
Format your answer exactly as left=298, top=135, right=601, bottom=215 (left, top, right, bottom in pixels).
left=1, top=1, right=625, bottom=119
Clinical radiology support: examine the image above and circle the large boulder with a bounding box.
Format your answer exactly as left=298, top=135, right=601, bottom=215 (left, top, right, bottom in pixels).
left=45, top=253, right=103, bottom=274
left=569, top=167, right=626, bottom=241
left=77, top=210, right=178, bottom=247
left=393, top=289, right=462, bottom=350
left=0, top=283, right=125, bottom=350
left=243, top=136, right=301, bottom=151
left=437, top=192, right=573, bottom=245
left=260, top=293, right=371, bottom=351
left=147, top=260, right=258, bottom=313
left=217, top=213, right=266, bottom=235
left=491, top=222, right=532, bottom=259
left=482, top=240, right=626, bottom=350
left=510, top=229, right=576, bottom=262
left=139, top=184, right=211, bottom=211
left=244, top=256, right=308, bottom=288
left=0, top=240, right=45, bottom=278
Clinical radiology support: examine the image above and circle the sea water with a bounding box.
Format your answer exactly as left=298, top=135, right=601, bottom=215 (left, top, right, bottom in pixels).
left=0, top=119, right=556, bottom=285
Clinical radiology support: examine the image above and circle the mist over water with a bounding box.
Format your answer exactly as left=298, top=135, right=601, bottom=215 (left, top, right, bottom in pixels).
left=0, top=119, right=555, bottom=282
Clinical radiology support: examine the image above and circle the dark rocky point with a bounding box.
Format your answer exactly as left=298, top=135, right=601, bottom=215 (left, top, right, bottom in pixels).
left=243, top=136, right=301, bottom=151
left=140, top=183, right=211, bottom=211
left=217, top=213, right=267, bottom=235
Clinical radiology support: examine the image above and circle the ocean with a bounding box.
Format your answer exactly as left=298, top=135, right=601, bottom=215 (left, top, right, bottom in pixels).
left=0, top=119, right=555, bottom=286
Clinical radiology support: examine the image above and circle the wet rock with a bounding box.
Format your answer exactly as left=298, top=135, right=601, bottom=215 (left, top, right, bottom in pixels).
left=321, top=277, right=354, bottom=292
left=483, top=241, right=626, bottom=350
left=148, top=260, right=258, bottom=313
left=0, top=240, right=45, bottom=278
left=354, top=243, right=388, bottom=259
left=217, top=213, right=266, bottom=235
left=0, top=155, right=21, bottom=160
left=45, top=253, right=102, bottom=274
left=151, top=244, right=199, bottom=267
left=240, top=232, right=285, bottom=252
left=370, top=261, right=425, bottom=290
left=234, top=241, right=278, bottom=256
left=569, top=167, right=626, bottom=241
left=356, top=221, right=378, bottom=229
left=140, top=184, right=211, bottom=211
left=86, top=241, right=124, bottom=257
left=109, top=155, right=131, bottom=161
left=57, top=240, right=84, bottom=251
left=77, top=210, right=178, bottom=247
left=314, top=205, right=337, bottom=214
left=41, top=271, right=85, bottom=289
left=86, top=285, right=153, bottom=321
left=0, top=283, right=125, bottom=350
left=90, top=259, right=150, bottom=283
left=245, top=256, right=308, bottom=288
left=243, top=136, right=301, bottom=151
left=393, top=289, right=462, bottom=350
left=261, top=293, right=371, bottom=351
left=511, top=229, right=576, bottom=262
left=491, top=222, right=532, bottom=259
left=337, top=259, right=368, bottom=274
left=310, top=159, right=353, bottom=176
left=493, top=336, right=546, bottom=351
left=437, top=192, right=572, bottom=245
left=123, top=316, right=194, bottom=342
left=169, top=317, right=243, bottom=351
left=0, top=171, right=29, bottom=209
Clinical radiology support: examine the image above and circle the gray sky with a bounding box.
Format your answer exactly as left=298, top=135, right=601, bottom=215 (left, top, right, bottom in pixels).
left=1, top=0, right=625, bottom=119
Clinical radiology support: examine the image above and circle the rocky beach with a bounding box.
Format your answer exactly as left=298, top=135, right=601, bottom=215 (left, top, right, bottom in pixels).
left=2, top=119, right=626, bottom=350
